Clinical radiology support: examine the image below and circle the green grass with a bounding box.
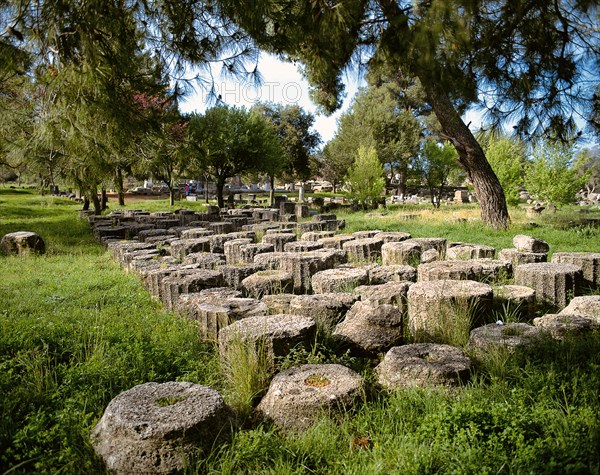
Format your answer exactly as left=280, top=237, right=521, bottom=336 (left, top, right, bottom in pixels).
left=339, top=203, right=600, bottom=255
left=1, top=188, right=599, bottom=474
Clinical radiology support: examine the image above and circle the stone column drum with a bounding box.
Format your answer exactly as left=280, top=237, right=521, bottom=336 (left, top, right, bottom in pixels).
left=407, top=280, right=493, bottom=339
left=514, top=262, right=582, bottom=309
left=551, top=252, right=600, bottom=289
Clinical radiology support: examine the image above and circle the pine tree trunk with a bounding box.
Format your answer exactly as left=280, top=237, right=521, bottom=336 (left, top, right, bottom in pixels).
left=116, top=167, right=125, bottom=206
left=422, top=82, right=510, bottom=229
left=216, top=179, right=225, bottom=209
left=101, top=188, right=108, bottom=211
left=91, top=191, right=101, bottom=215
left=269, top=175, right=275, bottom=207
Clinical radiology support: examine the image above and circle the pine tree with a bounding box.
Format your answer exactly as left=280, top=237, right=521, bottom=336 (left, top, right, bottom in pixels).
left=218, top=0, right=599, bottom=229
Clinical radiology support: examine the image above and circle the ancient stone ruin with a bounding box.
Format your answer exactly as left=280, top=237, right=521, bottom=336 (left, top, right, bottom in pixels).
left=86, top=203, right=600, bottom=473
left=0, top=231, right=45, bottom=255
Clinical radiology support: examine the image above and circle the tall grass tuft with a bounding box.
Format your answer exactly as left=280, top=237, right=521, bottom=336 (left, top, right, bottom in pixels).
left=413, top=297, right=478, bottom=348
left=219, top=335, right=272, bottom=422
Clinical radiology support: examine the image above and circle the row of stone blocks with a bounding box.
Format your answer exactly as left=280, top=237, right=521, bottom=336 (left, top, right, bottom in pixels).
left=89, top=207, right=345, bottom=244
left=105, top=223, right=600, bottom=319
left=91, top=215, right=600, bottom=347
left=90, top=216, right=600, bottom=473
left=101, top=227, right=600, bottom=364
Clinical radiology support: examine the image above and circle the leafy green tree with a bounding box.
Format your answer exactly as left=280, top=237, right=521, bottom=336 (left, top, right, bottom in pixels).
left=524, top=141, right=589, bottom=206
left=320, top=142, right=358, bottom=194
left=354, top=84, right=422, bottom=191
left=1, top=0, right=261, bottom=207
left=323, top=83, right=422, bottom=195
left=483, top=134, right=527, bottom=207
left=0, top=0, right=175, bottom=211
left=345, top=145, right=386, bottom=210
left=187, top=106, right=282, bottom=208
left=321, top=105, right=374, bottom=193
left=252, top=103, right=321, bottom=204
left=415, top=140, right=462, bottom=208
left=219, top=0, right=599, bottom=229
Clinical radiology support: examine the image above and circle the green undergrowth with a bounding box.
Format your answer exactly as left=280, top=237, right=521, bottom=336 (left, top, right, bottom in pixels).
left=199, top=335, right=600, bottom=474
left=1, top=189, right=599, bottom=474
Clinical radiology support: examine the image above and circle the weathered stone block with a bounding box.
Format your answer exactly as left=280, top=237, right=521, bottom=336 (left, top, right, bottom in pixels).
left=343, top=237, right=384, bottom=262
left=289, top=293, right=358, bottom=331
left=372, top=231, right=412, bottom=243
left=168, top=238, right=211, bottom=260
left=417, top=259, right=512, bottom=284
left=91, top=382, right=234, bottom=475
left=0, top=231, right=45, bottom=255
left=318, top=234, right=356, bottom=250
left=161, top=269, right=224, bottom=310
left=498, top=248, right=547, bottom=268
left=241, top=270, right=295, bottom=298
left=262, top=232, right=297, bottom=252
left=256, top=364, right=362, bottom=432
left=333, top=301, right=405, bottom=355
left=284, top=240, right=323, bottom=252
left=382, top=241, right=422, bottom=266
left=493, top=285, right=536, bottom=320
left=446, top=244, right=496, bottom=260
left=354, top=281, right=412, bottom=308
left=218, top=314, right=316, bottom=364
left=407, top=280, right=493, bottom=338
left=559, top=295, right=600, bottom=322
left=311, top=267, right=369, bottom=294
left=239, top=243, right=275, bottom=264
left=552, top=252, right=600, bottom=289
left=513, top=234, right=550, bottom=253
left=223, top=238, right=253, bottom=265
left=220, top=263, right=265, bottom=290
left=514, top=262, right=582, bottom=309
left=366, top=264, right=417, bottom=284
left=376, top=344, right=472, bottom=389
left=469, top=322, right=544, bottom=352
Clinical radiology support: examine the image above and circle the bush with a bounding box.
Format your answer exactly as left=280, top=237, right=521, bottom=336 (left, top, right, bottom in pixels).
left=525, top=141, right=589, bottom=205
left=345, top=145, right=385, bottom=210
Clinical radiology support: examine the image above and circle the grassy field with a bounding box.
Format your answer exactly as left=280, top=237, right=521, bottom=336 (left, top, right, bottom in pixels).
left=1, top=187, right=599, bottom=474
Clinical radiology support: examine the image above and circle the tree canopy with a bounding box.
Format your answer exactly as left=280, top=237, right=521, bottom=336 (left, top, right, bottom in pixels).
left=345, top=145, right=386, bottom=210
left=480, top=133, right=527, bottom=207
left=187, top=105, right=282, bottom=208
left=524, top=141, right=589, bottom=206
left=218, top=0, right=600, bottom=228
left=252, top=102, right=321, bottom=180
left=415, top=140, right=462, bottom=208
left=3, top=0, right=599, bottom=220
left=0, top=0, right=262, bottom=210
